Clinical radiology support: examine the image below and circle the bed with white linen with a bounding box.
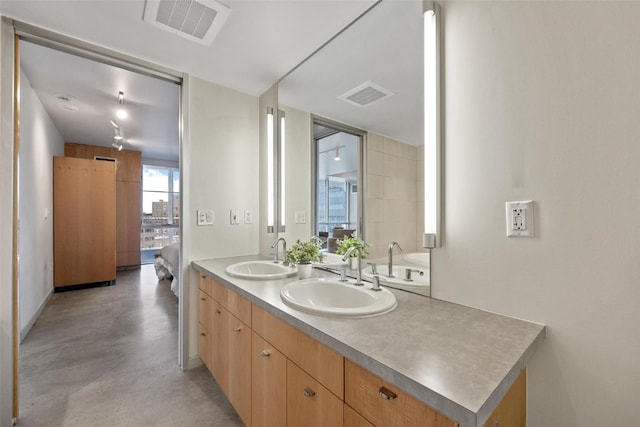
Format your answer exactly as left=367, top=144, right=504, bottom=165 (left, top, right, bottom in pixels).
left=154, top=242, right=180, bottom=297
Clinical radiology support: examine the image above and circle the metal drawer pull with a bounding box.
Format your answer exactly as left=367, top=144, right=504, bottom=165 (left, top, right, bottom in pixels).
left=379, top=387, right=397, bottom=400
left=303, top=388, right=316, bottom=397
left=260, top=350, right=271, bottom=357
left=233, top=326, right=242, bottom=332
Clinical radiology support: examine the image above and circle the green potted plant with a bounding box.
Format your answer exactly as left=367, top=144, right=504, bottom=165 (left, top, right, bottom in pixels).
left=336, top=233, right=369, bottom=269
left=285, top=239, right=324, bottom=279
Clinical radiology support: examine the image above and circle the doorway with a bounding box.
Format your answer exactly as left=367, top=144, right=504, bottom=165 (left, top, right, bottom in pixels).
left=14, top=31, right=184, bottom=423
left=313, top=118, right=365, bottom=248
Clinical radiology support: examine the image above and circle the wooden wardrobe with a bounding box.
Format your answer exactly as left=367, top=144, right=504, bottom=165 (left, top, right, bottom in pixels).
left=53, top=156, right=116, bottom=287
left=64, top=143, right=142, bottom=269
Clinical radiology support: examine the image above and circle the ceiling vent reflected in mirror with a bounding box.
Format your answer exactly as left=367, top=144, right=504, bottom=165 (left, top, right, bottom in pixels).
left=339, top=81, right=394, bottom=107
left=143, top=0, right=231, bottom=45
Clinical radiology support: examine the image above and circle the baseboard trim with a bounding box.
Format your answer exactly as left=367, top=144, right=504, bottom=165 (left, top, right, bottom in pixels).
left=20, top=287, right=53, bottom=343
left=187, top=355, right=202, bottom=370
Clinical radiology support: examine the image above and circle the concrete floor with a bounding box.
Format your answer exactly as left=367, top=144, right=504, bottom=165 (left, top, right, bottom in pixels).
left=18, top=265, right=244, bottom=427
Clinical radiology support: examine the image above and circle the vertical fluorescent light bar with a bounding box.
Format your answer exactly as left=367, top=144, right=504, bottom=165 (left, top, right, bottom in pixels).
left=279, top=110, right=286, bottom=231
left=267, top=107, right=275, bottom=232
left=424, top=0, right=439, bottom=248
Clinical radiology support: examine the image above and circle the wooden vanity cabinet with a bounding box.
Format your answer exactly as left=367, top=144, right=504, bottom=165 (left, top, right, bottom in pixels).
left=251, top=332, right=286, bottom=427
left=197, top=271, right=526, bottom=427
left=345, top=359, right=456, bottom=427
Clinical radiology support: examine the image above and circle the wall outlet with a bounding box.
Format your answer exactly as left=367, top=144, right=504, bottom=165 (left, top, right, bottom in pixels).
left=230, top=210, right=240, bottom=225
left=505, top=201, right=534, bottom=237
left=244, top=210, right=253, bottom=224
left=197, top=210, right=214, bottom=226
left=295, top=210, right=306, bottom=224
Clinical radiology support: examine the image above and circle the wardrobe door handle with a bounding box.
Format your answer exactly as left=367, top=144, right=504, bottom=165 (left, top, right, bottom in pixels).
left=379, top=386, right=397, bottom=400
left=200, top=332, right=206, bottom=337
left=215, top=309, right=221, bottom=314
left=260, top=350, right=271, bottom=357
left=233, top=326, right=242, bottom=332
left=303, top=388, right=316, bottom=397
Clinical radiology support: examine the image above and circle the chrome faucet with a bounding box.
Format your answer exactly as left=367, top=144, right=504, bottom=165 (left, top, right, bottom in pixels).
left=387, top=242, right=403, bottom=277
left=341, top=247, right=364, bottom=286
left=271, top=238, right=287, bottom=263
left=310, top=235, right=323, bottom=247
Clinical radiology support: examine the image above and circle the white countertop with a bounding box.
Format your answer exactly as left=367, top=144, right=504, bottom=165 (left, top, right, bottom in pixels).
left=192, top=255, right=545, bottom=427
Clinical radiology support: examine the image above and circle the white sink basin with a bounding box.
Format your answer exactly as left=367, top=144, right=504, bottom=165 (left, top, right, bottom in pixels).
left=280, top=278, right=397, bottom=317
left=362, top=264, right=429, bottom=287
left=225, top=261, right=297, bottom=280
left=403, top=252, right=430, bottom=268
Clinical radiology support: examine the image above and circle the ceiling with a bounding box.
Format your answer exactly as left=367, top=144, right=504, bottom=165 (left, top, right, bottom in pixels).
left=1, top=0, right=379, bottom=161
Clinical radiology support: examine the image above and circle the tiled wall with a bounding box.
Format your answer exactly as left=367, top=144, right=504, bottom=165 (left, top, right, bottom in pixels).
left=366, top=132, right=419, bottom=259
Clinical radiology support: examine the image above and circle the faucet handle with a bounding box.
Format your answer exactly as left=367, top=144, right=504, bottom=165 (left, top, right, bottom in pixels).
left=366, top=262, right=378, bottom=274
left=371, top=274, right=382, bottom=292
left=339, top=268, right=348, bottom=282
left=404, top=268, right=424, bottom=281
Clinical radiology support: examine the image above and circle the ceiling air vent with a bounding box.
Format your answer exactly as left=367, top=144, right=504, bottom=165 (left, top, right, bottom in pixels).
left=143, top=0, right=231, bottom=46
left=339, top=81, right=394, bottom=107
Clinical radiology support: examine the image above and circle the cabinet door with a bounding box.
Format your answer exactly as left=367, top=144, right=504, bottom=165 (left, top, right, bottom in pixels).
left=228, top=314, right=252, bottom=427
left=198, top=323, right=211, bottom=371
left=345, top=359, right=456, bottom=427
left=115, top=180, right=141, bottom=267
left=54, top=157, right=116, bottom=286
left=210, top=301, right=229, bottom=393
left=344, top=404, right=374, bottom=427
left=251, top=332, right=286, bottom=427
left=482, top=370, right=526, bottom=427
left=287, top=360, right=343, bottom=427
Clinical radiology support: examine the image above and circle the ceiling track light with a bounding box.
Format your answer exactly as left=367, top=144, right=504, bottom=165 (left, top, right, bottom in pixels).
left=111, top=142, right=123, bottom=151
left=334, top=147, right=341, bottom=161
left=110, top=120, right=119, bottom=129
left=118, top=91, right=124, bottom=104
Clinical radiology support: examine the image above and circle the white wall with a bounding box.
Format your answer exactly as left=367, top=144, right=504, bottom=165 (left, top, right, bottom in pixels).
left=436, top=2, right=640, bottom=425
left=18, top=69, right=64, bottom=341
left=186, top=76, right=259, bottom=359
left=0, top=17, right=15, bottom=427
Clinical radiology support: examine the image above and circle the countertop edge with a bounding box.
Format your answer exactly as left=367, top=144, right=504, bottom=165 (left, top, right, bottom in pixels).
left=192, top=259, right=544, bottom=427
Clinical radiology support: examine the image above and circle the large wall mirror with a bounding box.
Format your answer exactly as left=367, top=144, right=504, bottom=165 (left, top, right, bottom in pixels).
left=277, top=0, right=432, bottom=296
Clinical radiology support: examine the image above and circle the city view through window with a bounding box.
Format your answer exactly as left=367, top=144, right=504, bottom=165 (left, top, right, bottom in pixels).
left=141, top=165, right=180, bottom=264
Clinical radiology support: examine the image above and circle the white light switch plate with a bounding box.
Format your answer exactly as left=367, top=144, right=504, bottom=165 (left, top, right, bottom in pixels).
left=197, top=210, right=214, bottom=226
left=506, top=201, right=534, bottom=237
left=295, top=210, right=306, bottom=224
left=244, top=210, right=253, bottom=224
left=230, top=210, right=240, bottom=225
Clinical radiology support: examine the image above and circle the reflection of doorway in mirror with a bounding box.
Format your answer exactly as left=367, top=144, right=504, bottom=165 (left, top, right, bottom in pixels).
left=314, top=120, right=363, bottom=252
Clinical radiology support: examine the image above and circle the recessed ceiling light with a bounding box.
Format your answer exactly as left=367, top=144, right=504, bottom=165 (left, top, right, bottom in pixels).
left=116, top=109, right=127, bottom=119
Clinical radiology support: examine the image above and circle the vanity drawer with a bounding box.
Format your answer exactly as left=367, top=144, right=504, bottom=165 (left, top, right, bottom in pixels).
left=198, top=274, right=213, bottom=297
left=345, top=359, right=456, bottom=427
left=252, top=304, right=344, bottom=399
left=226, top=286, right=251, bottom=326
left=209, top=277, right=228, bottom=304
left=198, top=289, right=211, bottom=328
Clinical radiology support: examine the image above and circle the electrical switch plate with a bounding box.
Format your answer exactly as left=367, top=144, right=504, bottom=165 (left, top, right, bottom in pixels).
left=295, top=210, right=306, bottom=224
left=197, top=210, right=214, bottom=226
left=230, top=210, right=240, bottom=225
left=244, top=210, right=253, bottom=224
left=506, top=201, right=534, bottom=237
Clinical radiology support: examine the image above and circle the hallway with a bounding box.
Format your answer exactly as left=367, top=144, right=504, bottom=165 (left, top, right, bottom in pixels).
left=18, top=266, right=243, bottom=426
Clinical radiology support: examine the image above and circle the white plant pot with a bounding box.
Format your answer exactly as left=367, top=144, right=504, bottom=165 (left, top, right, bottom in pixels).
left=297, top=263, right=312, bottom=279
